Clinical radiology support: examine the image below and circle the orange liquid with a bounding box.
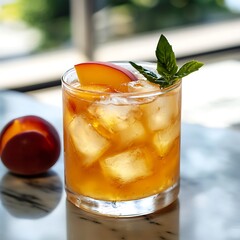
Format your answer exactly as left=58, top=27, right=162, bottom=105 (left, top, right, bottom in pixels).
left=63, top=84, right=181, bottom=201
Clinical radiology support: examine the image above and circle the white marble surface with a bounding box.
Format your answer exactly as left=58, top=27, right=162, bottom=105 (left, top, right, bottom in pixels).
left=0, top=90, right=240, bottom=240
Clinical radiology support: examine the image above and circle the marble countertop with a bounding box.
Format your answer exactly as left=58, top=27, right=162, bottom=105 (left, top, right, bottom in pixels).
left=0, top=90, right=240, bottom=240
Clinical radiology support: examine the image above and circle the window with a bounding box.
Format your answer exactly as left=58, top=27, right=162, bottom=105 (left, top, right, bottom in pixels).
left=0, top=0, right=240, bottom=91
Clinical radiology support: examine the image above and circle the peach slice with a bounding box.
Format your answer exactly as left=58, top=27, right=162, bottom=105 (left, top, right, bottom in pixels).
left=0, top=115, right=61, bottom=176
left=74, top=62, right=138, bottom=92
left=79, top=84, right=116, bottom=93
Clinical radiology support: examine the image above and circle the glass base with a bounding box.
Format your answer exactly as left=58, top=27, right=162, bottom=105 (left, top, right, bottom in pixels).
left=66, top=181, right=179, bottom=217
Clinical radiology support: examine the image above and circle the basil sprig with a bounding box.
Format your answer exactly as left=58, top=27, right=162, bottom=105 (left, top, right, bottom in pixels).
left=130, top=34, right=204, bottom=88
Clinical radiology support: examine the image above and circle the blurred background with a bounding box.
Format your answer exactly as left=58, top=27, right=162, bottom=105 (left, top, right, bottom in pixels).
left=1, top=0, right=240, bottom=126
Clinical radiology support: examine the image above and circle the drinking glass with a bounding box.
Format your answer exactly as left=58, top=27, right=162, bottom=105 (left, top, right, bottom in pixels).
left=62, top=62, right=181, bottom=217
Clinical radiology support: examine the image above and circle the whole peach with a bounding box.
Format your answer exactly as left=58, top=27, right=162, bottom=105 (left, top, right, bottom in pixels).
left=0, top=115, right=61, bottom=176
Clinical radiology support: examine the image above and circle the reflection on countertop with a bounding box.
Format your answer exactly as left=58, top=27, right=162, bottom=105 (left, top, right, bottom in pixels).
left=0, top=171, right=63, bottom=219
left=66, top=200, right=179, bottom=240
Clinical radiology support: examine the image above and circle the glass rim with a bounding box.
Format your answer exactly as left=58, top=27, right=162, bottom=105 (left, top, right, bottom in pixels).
left=61, top=62, right=182, bottom=99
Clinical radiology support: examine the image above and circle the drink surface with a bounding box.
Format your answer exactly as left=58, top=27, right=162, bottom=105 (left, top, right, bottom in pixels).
left=63, top=64, right=181, bottom=201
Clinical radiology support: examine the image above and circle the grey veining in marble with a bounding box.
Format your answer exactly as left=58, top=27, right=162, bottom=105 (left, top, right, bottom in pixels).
left=67, top=200, right=179, bottom=240
left=0, top=90, right=240, bottom=240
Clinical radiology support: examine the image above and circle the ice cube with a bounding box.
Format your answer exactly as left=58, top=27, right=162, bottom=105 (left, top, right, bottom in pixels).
left=63, top=93, right=77, bottom=125
left=100, top=148, right=153, bottom=183
left=152, top=120, right=180, bottom=157
left=118, top=120, right=146, bottom=147
left=64, top=106, right=74, bottom=126
left=143, top=92, right=180, bottom=131
left=128, top=79, right=159, bottom=93
left=69, top=116, right=110, bottom=166
left=88, top=103, right=141, bottom=133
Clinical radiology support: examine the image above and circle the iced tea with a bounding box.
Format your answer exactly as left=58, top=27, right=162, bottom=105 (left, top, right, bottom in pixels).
left=62, top=62, right=181, bottom=216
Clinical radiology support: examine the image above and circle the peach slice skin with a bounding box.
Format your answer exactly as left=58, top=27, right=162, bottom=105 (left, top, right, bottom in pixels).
left=74, top=62, right=138, bottom=92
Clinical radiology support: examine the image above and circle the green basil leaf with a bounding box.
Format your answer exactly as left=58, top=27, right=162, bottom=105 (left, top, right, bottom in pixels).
left=129, top=61, right=158, bottom=83
left=155, top=35, right=178, bottom=77
left=129, top=34, right=204, bottom=89
left=176, top=61, right=204, bottom=78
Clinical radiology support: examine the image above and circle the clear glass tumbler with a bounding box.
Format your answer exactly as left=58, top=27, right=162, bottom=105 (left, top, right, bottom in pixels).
left=62, top=62, right=182, bottom=217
